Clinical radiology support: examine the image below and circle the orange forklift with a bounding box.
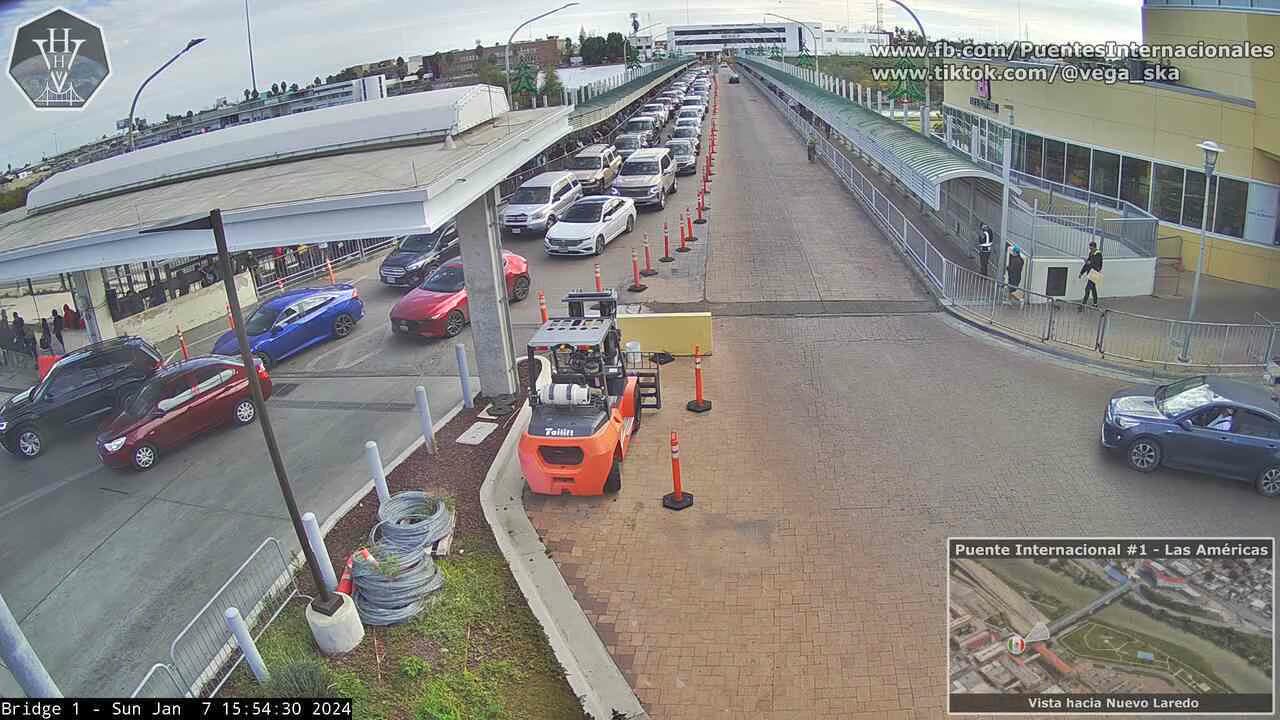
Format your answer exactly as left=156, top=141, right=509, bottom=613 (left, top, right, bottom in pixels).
left=519, top=290, right=661, bottom=495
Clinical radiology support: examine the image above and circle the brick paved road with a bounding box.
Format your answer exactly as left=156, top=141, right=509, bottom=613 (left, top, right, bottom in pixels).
left=526, top=71, right=1279, bottom=720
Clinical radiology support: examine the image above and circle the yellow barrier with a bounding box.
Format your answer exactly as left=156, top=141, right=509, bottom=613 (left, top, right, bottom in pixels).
left=617, top=312, right=713, bottom=356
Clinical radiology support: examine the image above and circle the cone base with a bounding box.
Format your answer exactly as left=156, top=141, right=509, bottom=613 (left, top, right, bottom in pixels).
left=686, top=235, right=699, bottom=242
left=693, top=218, right=708, bottom=225
left=639, top=269, right=659, bottom=277
left=627, top=283, right=648, bottom=292
left=659, top=256, right=675, bottom=263
left=686, top=400, right=712, bottom=413
left=676, top=247, right=692, bottom=253
left=662, top=492, right=695, bottom=511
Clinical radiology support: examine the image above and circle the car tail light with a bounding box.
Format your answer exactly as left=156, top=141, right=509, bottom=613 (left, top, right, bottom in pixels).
left=254, top=358, right=269, bottom=381
left=351, top=286, right=359, bottom=299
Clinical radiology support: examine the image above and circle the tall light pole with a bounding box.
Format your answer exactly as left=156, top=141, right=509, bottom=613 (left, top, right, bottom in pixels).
left=128, top=38, right=206, bottom=151
left=505, top=3, right=579, bottom=108
left=244, top=0, right=258, bottom=94
left=1180, top=140, right=1222, bottom=362
left=883, top=0, right=930, bottom=136
left=766, top=12, right=820, bottom=78
left=628, top=22, right=663, bottom=66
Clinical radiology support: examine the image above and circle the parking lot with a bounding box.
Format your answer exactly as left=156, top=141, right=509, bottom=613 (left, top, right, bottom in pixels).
left=0, top=83, right=717, bottom=694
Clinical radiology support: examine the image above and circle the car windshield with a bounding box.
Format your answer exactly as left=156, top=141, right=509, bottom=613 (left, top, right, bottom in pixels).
left=621, top=161, right=659, bottom=176
left=675, top=128, right=696, bottom=138
left=566, top=156, right=602, bottom=170
left=616, top=137, right=640, bottom=149
left=244, top=305, right=281, bottom=335
left=421, top=264, right=465, bottom=293
left=625, top=120, right=651, bottom=130
left=125, top=376, right=170, bottom=418
left=562, top=202, right=604, bottom=223
left=509, top=187, right=550, bottom=205
left=1155, top=377, right=1215, bottom=416
left=396, top=233, right=438, bottom=253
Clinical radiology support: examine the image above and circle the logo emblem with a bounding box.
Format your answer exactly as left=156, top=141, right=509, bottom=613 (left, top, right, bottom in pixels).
left=8, top=7, right=110, bottom=110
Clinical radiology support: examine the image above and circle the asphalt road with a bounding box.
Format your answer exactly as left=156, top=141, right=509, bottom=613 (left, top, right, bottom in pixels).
left=0, top=99, right=714, bottom=696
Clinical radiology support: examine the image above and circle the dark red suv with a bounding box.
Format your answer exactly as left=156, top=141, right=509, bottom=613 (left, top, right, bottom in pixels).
left=97, top=356, right=272, bottom=471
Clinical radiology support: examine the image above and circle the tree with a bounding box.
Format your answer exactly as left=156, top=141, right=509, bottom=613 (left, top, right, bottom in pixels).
left=476, top=59, right=506, bottom=88
left=186, top=110, right=194, bottom=118
left=244, top=89, right=251, bottom=101
left=511, top=62, right=538, bottom=107
left=578, top=26, right=587, bottom=46
left=270, top=82, right=280, bottom=96
left=561, top=37, right=574, bottom=62
left=580, top=35, right=607, bottom=64
left=542, top=65, right=564, bottom=105
left=279, top=80, right=286, bottom=94
left=289, top=83, right=300, bottom=93
left=251, top=89, right=260, bottom=100
left=395, top=56, right=407, bottom=80
left=604, top=32, right=626, bottom=62
left=626, top=43, right=641, bottom=69
left=313, top=76, right=322, bottom=87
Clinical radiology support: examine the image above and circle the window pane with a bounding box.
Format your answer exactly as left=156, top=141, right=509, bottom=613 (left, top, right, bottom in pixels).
left=1181, top=170, right=1216, bottom=230
left=1065, top=144, right=1091, bottom=189
left=1120, top=157, right=1151, bottom=211
left=1151, top=163, right=1184, bottom=224
left=1043, top=139, right=1066, bottom=184
left=1213, top=177, right=1248, bottom=238
left=1090, top=150, right=1120, bottom=197
left=1025, top=135, right=1044, bottom=178
left=1012, top=131, right=1026, bottom=173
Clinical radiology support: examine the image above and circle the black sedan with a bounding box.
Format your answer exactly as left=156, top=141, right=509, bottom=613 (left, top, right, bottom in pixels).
left=1102, top=375, right=1280, bottom=496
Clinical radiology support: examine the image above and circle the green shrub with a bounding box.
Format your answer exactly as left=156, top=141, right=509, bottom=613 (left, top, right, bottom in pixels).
left=258, top=658, right=335, bottom=698
left=400, top=655, right=432, bottom=680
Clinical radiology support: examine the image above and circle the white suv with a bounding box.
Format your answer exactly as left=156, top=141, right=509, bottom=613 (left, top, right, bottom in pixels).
left=611, top=148, right=678, bottom=210
left=502, top=171, right=582, bottom=235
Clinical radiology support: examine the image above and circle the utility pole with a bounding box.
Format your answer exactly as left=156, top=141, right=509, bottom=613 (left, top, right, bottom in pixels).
left=0, top=592, right=61, bottom=697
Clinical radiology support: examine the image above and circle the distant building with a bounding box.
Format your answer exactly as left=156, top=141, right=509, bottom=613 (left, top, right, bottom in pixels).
left=1033, top=643, right=1073, bottom=675
left=1136, top=650, right=1155, bottom=662
left=632, top=34, right=656, bottom=61
left=666, top=22, right=818, bottom=57
left=819, top=29, right=890, bottom=55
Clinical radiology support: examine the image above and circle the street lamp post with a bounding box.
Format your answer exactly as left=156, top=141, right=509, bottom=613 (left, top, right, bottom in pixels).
left=128, top=38, right=206, bottom=151
left=883, top=0, right=930, bottom=136
left=1180, top=140, right=1223, bottom=362
left=628, top=22, right=663, bottom=68
left=766, top=13, right=820, bottom=79
left=505, top=3, right=579, bottom=109
left=244, top=0, right=258, bottom=95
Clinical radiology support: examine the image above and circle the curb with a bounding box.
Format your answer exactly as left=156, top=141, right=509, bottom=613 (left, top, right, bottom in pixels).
left=480, top=358, right=648, bottom=720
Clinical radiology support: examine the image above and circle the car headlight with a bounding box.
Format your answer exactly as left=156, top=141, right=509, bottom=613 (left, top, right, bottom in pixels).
left=648, top=185, right=661, bottom=195
left=609, top=187, right=621, bottom=196
left=0, top=420, right=7, bottom=432
left=103, top=437, right=127, bottom=453
left=1114, top=415, right=1141, bottom=429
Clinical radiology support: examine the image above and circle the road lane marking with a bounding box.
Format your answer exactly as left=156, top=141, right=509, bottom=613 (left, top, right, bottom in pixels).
left=0, top=464, right=102, bottom=520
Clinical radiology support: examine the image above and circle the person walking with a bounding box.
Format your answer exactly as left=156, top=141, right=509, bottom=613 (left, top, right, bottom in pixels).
left=977, top=224, right=994, bottom=277
left=1005, top=245, right=1025, bottom=303
left=806, top=134, right=817, bottom=162
left=11, top=310, right=24, bottom=342
left=1079, top=241, right=1103, bottom=309
left=0, top=311, right=10, bottom=366
left=51, top=309, right=64, bottom=347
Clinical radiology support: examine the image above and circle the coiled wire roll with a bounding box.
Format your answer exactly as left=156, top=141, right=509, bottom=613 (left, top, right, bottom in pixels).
left=351, top=542, right=444, bottom=626
left=351, top=492, right=453, bottom=625
left=369, top=491, right=453, bottom=553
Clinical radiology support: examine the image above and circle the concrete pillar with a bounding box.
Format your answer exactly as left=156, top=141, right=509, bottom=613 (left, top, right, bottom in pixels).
left=456, top=188, right=518, bottom=398
left=70, top=269, right=115, bottom=344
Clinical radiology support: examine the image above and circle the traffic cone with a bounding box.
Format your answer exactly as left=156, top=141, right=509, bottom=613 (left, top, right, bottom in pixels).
left=640, top=238, right=658, bottom=277
left=685, top=210, right=698, bottom=242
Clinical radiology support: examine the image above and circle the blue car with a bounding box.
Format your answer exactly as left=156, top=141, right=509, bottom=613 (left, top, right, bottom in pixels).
left=213, top=285, right=364, bottom=368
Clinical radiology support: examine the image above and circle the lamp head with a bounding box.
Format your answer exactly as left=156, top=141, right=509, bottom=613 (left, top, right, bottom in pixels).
left=1197, top=140, right=1222, bottom=175
left=186, top=38, right=206, bottom=51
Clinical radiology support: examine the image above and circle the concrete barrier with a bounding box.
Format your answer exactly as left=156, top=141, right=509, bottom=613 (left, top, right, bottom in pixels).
left=617, top=312, right=712, bottom=356
left=115, top=272, right=257, bottom=347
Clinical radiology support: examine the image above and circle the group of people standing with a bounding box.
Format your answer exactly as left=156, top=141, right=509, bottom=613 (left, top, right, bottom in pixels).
left=976, top=224, right=1104, bottom=307
left=0, top=308, right=68, bottom=364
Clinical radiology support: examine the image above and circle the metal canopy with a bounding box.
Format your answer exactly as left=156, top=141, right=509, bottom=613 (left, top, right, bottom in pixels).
left=529, top=317, right=614, bottom=347
left=740, top=57, right=1001, bottom=209
left=0, top=104, right=573, bottom=283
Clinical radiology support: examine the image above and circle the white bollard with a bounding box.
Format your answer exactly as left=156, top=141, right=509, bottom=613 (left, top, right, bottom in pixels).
left=455, top=343, right=474, bottom=409
left=301, top=512, right=337, bottom=593
left=365, top=440, right=390, bottom=505
left=225, top=607, right=269, bottom=684
left=415, top=385, right=436, bottom=453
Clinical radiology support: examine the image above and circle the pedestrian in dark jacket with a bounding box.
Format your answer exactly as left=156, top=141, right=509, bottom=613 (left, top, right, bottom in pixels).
left=1079, top=241, right=1103, bottom=308
left=51, top=309, right=64, bottom=346
left=977, top=224, right=994, bottom=277
left=1006, top=245, right=1025, bottom=303
left=0, top=312, right=10, bottom=366
left=11, top=311, right=24, bottom=341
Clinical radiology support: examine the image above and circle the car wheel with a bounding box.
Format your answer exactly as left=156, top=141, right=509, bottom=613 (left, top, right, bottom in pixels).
left=253, top=351, right=273, bottom=370
left=631, top=386, right=642, bottom=436
left=625, top=215, right=635, bottom=234
left=594, top=236, right=605, bottom=256
left=332, top=313, right=356, bottom=338
left=233, top=399, right=257, bottom=426
left=132, top=443, right=158, bottom=471
left=444, top=310, right=466, bottom=338
left=671, top=177, right=678, bottom=194
left=604, top=455, right=622, bottom=494
left=14, top=425, right=43, bottom=459
left=1257, top=465, right=1280, bottom=497
left=511, top=275, right=531, bottom=302
left=1125, top=437, right=1162, bottom=473
left=657, top=191, right=666, bottom=210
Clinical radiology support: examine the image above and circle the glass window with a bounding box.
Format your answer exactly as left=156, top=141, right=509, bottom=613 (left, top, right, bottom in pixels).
left=421, top=264, right=465, bottom=293
left=244, top=306, right=281, bottom=335
left=1043, top=139, right=1066, bottom=184
left=1236, top=411, right=1280, bottom=440
left=1156, top=376, right=1212, bottom=416
left=1120, top=157, right=1151, bottom=211
left=43, top=363, right=96, bottom=397
left=1090, top=150, right=1120, bottom=198
left=1024, top=134, right=1043, bottom=178
left=1065, top=144, right=1091, bottom=190
left=1151, top=164, right=1185, bottom=224
left=1011, top=131, right=1026, bottom=173
left=1213, top=177, right=1248, bottom=238
left=1181, top=170, right=1216, bottom=231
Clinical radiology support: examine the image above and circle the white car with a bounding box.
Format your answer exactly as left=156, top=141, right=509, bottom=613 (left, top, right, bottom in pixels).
left=544, top=196, right=637, bottom=256
left=641, top=103, right=669, bottom=125
left=675, top=116, right=702, bottom=133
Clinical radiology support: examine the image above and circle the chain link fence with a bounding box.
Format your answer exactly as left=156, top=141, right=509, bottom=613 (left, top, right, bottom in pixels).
left=744, top=65, right=1276, bottom=375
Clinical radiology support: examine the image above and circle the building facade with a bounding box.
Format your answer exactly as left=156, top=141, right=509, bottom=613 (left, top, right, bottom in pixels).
left=941, top=0, right=1280, bottom=288
left=665, top=22, right=819, bottom=57
left=820, top=29, right=890, bottom=56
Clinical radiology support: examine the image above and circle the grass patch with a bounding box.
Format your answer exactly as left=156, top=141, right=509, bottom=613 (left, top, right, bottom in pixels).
left=224, top=538, right=585, bottom=720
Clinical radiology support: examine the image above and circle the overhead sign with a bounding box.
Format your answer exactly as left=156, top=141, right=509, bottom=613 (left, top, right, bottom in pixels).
left=8, top=7, right=111, bottom=110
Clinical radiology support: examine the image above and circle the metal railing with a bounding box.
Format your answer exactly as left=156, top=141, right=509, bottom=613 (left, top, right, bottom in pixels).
left=133, top=537, right=307, bottom=698
left=746, top=68, right=1277, bottom=375
left=251, top=237, right=395, bottom=297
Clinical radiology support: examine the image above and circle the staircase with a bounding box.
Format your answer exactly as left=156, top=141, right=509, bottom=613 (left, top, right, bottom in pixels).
left=629, top=362, right=662, bottom=410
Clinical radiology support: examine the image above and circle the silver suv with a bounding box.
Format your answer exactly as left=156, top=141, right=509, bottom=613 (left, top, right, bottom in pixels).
left=610, top=148, right=678, bottom=210
left=565, top=144, right=622, bottom=193
left=502, top=171, right=582, bottom=235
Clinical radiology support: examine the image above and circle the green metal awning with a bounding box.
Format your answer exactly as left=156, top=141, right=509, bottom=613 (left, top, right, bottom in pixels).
left=739, top=57, right=1000, bottom=209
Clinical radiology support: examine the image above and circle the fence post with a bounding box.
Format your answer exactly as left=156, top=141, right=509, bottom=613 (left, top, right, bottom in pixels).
left=224, top=608, right=269, bottom=684
left=301, top=512, right=337, bottom=593
left=1045, top=299, right=1057, bottom=342
left=1096, top=310, right=1109, bottom=356
left=455, top=343, right=474, bottom=409
left=415, top=385, right=436, bottom=453
left=365, top=440, right=390, bottom=505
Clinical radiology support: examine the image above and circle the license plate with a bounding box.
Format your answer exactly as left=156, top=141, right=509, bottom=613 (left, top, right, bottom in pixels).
left=510, top=228, right=522, bottom=234
left=398, top=322, right=410, bottom=331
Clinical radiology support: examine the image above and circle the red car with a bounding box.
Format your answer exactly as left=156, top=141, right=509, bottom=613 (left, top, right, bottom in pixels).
left=389, top=252, right=531, bottom=338
left=97, top=356, right=272, bottom=471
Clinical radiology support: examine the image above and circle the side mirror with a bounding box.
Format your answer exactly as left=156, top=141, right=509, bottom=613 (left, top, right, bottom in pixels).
left=1179, top=419, right=1194, bottom=431
left=271, top=324, right=283, bottom=335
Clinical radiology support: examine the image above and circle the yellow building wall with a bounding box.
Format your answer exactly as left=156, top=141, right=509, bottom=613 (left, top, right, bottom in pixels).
left=1161, top=226, right=1280, bottom=289
left=1142, top=8, right=1257, bottom=101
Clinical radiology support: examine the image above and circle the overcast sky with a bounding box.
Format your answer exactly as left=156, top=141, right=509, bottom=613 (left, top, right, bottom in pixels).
left=0, top=0, right=1141, bottom=169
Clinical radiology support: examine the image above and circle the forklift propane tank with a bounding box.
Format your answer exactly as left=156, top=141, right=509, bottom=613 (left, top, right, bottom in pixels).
left=539, top=383, right=593, bottom=406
